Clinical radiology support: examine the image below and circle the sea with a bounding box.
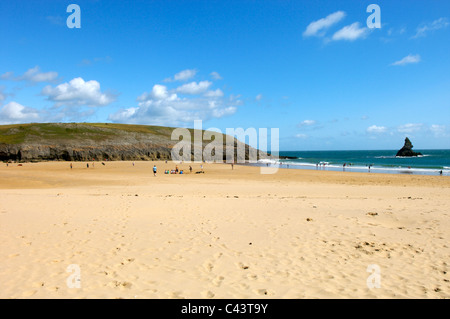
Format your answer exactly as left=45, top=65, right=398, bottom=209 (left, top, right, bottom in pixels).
left=257, top=149, right=450, bottom=176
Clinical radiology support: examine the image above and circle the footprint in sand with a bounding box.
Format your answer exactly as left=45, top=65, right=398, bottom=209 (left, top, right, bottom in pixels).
left=108, top=281, right=132, bottom=289
left=203, top=262, right=214, bottom=273
left=256, top=289, right=270, bottom=296
left=212, top=276, right=224, bottom=287
left=202, top=290, right=215, bottom=298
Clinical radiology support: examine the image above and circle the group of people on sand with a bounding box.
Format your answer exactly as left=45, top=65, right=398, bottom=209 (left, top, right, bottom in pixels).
left=153, top=163, right=204, bottom=176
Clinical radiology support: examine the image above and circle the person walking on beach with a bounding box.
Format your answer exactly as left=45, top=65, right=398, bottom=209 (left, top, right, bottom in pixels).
left=153, top=165, right=157, bottom=176
left=70, top=163, right=73, bottom=169
left=189, top=165, right=192, bottom=173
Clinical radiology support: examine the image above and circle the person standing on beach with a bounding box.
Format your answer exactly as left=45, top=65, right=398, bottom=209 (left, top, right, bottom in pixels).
left=70, top=163, right=73, bottom=169
left=440, top=170, right=443, bottom=176
left=153, top=165, right=157, bottom=176
left=189, top=165, right=192, bottom=173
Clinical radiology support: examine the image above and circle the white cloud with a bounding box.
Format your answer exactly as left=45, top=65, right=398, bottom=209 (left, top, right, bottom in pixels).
left=332, top=22, right=368, bottom=41
left=398, top=123, right=423, bottom=133
left=295, top=133, right=308, bottom=139
left=303, top=11, right=346, bottom=37
left=255, top=94, right=263, bottom=101
left=0, top=87, right=6, bottom=102
left=1, top=66, right=58, bottom=83
left=165, top=69, right=197, bottom=82
left=204, top=89, right=224, bottom=98
left=430, top=124, right=447, bottom=137
left=176, top=81, right=212, bottom=95
left=41, top=77, right=116, bottom=107
left=297, top=120, right=316, bottom=127
left=210, top=71, right=222, bottom=80
left=413, top=18, right=449, bottom=38
left=367, top=125, right=387, bottom=133
left=108, top=83, right=239, bottom=126
left=19, top=66, right=58, bottom=83
left=391, top=54, right=421, bottom=66
left=1, top=71, right=14, bottom=80
left=0, top=101, right=40, bottom=124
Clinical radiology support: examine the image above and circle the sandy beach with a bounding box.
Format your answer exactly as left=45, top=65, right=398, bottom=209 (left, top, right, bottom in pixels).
left=0, top=161, right=449, bottom=299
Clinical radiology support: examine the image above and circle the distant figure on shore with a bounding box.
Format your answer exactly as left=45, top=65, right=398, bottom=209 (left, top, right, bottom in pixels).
left=440, top=170, right=443, bottom=176
left=102, top=162, right=105, bottom=166
left=201, top=164, right=203, bottom=172
left=70, top=163, right=73, bottom=169
left=231, top=163, right=234, bottom=170
left=189, top=166, right=192, bottom=173
left=87, top=163, right=89, bottom=169
left=132, top=162, right=135, bottom=167
left=153, top=165, right=157, bottom=176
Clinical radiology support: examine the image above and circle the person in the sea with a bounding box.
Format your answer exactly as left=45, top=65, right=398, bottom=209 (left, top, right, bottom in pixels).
left=153, top=165, right=157, bottom=176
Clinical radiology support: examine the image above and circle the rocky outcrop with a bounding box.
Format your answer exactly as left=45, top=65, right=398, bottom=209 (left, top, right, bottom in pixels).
left=396, top=137, right=422, bottom=157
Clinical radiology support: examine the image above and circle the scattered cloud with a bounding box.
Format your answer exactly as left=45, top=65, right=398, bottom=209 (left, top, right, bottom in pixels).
left=0, top=87, right=7, bottom=102
left=430, top=124, right=448, bottom=137
left=1, top=66, right=59, bottom=84
left=295, top=133, right=308, bottom=139
left=41, top=77, right=116, bottom=107
left=204, top=89, right=224, bottom=98
left=367, top=125, right=387, bottom=133
left=255, top=94, right=263, bottom=101
left=1, top=71, right=14, bottom=80
left=210, top=71, right=222, bottom=80
left=79, top=56, right=113, bottom=66
left=176, top=81, right=212, bottom=95
left=18, top=66, right=59, bottom=83
left=412, top=17, right=449, bottom=38
left=391, top=54, right=421, bottom=66
left=303, top=11, right=346, bottom=37
left=331, top=22, right=368, bottom=41
left=0, top=101, right=40, bottom=124
left=297, top=120, right=316, bottom=127
left=164, top=69, right=197, bottom=82
left=398, top=123, right=423, bottom=133
left=109, top=77, right=240, bottom=126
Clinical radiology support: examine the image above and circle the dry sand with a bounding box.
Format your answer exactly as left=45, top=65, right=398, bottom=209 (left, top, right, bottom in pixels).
left=0, top=161, right=449, bottom=299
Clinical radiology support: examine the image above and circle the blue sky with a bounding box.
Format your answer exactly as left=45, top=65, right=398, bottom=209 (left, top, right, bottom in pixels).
left=1, top=0, right=449, bottom=150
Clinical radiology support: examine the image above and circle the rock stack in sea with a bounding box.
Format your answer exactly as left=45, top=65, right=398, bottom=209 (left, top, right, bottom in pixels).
left=396, top=137, right=422, bottom=157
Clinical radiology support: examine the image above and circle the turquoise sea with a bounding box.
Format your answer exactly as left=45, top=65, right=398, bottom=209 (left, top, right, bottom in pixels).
left=258, top=149, right=450, bottom=176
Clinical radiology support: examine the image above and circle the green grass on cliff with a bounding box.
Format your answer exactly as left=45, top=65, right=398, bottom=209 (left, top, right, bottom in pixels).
left=0, top=123, right=187, bottom=145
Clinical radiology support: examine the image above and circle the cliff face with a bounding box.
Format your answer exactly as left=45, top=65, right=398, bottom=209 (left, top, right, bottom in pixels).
left=0, top=123, right=266, bottom=162
left=396, top=137, right=422, bottom=157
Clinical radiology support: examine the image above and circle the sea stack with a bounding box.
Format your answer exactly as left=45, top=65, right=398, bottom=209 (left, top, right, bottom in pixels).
left=396, top=137, right=422, bottom=157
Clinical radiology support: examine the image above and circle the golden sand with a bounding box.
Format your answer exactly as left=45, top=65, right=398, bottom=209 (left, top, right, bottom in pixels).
left=0, top=161, right=449, bottom=298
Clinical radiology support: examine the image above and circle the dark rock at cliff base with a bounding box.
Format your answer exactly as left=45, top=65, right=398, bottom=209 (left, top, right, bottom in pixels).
left=396, top=137, right=422, bottom=157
